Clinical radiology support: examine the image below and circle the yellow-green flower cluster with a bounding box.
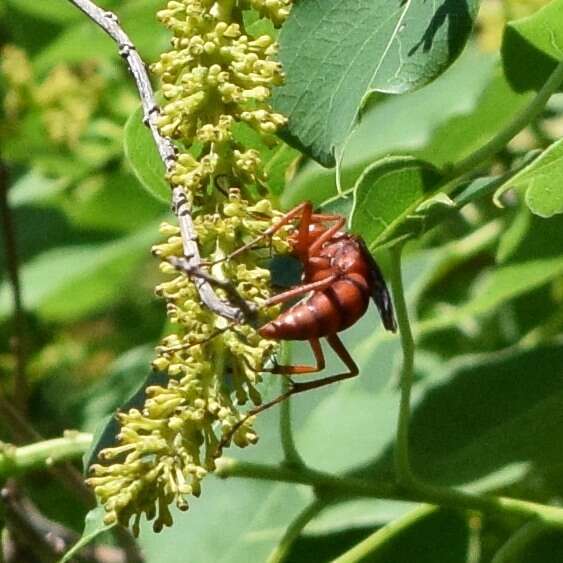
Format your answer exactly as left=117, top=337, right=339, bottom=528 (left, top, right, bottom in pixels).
left=0, top=45, right=105, bottom=148
left=89, top=190, right=291, bottom=533
left=152, top=0, right=288, bottom=200
left=35, top=62, right=104, bottom=148
left=0, top=45, right=34, bottom=119
left=88, top=0, right=293, bottom=533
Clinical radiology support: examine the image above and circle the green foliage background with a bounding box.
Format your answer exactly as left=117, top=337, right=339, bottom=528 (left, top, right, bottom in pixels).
left=1, top=0, right=563, bottom=561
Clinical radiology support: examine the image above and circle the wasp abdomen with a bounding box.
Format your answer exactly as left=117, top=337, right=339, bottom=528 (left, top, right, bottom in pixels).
left=259, top=275, right=370, bottom=341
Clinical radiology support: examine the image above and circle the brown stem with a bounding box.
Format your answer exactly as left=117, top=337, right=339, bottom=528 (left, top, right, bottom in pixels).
left=2, top=482, right=125, bottom=563
left=0, top=160, right=28, bottom=413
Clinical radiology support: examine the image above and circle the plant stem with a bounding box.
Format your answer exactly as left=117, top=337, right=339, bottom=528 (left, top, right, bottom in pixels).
left=266, top=500, right=325, bottom=563
left=0, top=433, right=92, bottom=478
left=389, top=244, right=417, bottom=488
left=448, top=58, right=563, bottom=179
left=215, top=458, right=398, bottom=498
left=279, top=342, right=305, bottom=468
left=386, top=246, right=563, bottom=529
left=491, top=520, right=546, bottom=563
left=332, top=504, right=437, bottom=563
left=0, top=159, right=28, bottom=413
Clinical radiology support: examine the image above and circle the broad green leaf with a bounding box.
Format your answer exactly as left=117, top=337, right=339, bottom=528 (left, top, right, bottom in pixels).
left=329, top=506, right=469, bottom=563
left=495, top=139, right=563, bottom=218
left=502, top=0, right=563, bottom=92
left=0, top=222, right=159, bottom=321
left=281, top=54, right=532, bottom=209
left=139, top=478, right=311, bottom=563
left=351, top=157, right=443, bottom=251
left=348, top=344, right=563, bottom=492
left=273, top=0, right=480, bottom=167
left=124, top=107, right=170, bottom=203
left=59, top=506, right=115, bottom=563
left=396, top=344, right=563, bottom=485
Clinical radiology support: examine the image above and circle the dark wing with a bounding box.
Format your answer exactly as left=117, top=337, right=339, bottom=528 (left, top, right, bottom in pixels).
left=358, top=238, right=397, bottom=332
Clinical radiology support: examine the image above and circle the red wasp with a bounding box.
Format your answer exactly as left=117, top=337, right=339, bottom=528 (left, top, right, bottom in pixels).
left=221, top=201, right=397, bottom=434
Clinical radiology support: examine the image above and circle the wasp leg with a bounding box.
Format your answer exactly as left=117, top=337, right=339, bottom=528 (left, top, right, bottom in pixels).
left=264, top=274, right=338, bottom=307
left=290, top=333, right=359, bottom=392
left=216, top=334, right=359, bottom=454
left=270, top=337, right=325, bottom=375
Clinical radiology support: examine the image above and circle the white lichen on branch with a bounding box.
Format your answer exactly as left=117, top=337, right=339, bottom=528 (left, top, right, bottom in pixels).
left=88, top=0, right=293, bottom=533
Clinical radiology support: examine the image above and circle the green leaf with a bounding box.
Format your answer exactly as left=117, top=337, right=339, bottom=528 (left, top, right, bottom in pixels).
left=34, top=0, right=168, bottom=71
left=273, top=0, right=480, bottom=166
left=397, top=344, right=563, bottom=486
left=281, top=53, right=532, bottom=209
left=495, top=139, right=563, bottom=218
left=65, top=172, right=167, bottom=233
left=418, top=258, right=563, bottom=335
left=80, top=346, right=156, bottom=435
left=138, top=478, right=312, bottom=563
left=327, top=506, right=468, bottom=563
left=59, top=506, right=115, bottom=563
left=0, top=222, right=159, bottom=321
left=5, top=0, right=85, bottom=23
left=502, top=0, right=563, bottom=92
left=124, top=107, right=170, bottom=204
left=351, top=157, right=443, bottom=250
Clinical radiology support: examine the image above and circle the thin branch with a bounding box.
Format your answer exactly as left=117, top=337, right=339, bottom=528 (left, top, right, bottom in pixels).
left=0, top=160, right=28, bottom=413
left=0, top=432, right=92, bottom=478
left=332, top=505, right=437, bottom=563
left=66, top=0, right=243, bottom=322
left=278, top=343, right=305, bottom=468
left=447, top=58, right=563, bottom=179
left=389, top=244, right=417, bottom=489
left=217, top=458, right=563, bottom=528
left=266, top=500, right=325, bottom=563
left=491, top=520, right=546, bottom=563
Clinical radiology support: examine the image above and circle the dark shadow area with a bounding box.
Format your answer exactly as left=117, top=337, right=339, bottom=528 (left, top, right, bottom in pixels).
left=501, top=25, right=561, bottom=93
left=408, top=0, right=475, bottom=59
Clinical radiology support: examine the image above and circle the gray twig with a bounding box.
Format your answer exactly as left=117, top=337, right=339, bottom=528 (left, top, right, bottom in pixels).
left=66, top=0, right=243, bottom=321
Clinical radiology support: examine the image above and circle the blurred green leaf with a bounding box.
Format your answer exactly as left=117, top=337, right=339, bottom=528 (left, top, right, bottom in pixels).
left=124, top=106, right=170, bottom=203
left=418, top=257, right=563, bottom=334
left=0, top=221, right=159, bottom=321
left=330, top=506, right=468, bottom=563
left=65, top=171, right=167, bottom=233
left=273, top=0, right=480, bottom=166
left=139, top=478, right=311, bottom=563
left=80, top=345, right=156, bottom=435
left=5, top=0, right=85, bottom=23
left=281, top=54, right=532, bottom=209
left=354, top=343, right=563, bottom=490
left=60, top=505, right=115, bottom=563
left=502, top=0, right=563, bottom=92
left=351, top=157, right=443, bottom=250
left=495, top=139, right=563, bottom=218
left=418, top=212, right=563, bottom=334
left=34, top=0, right=169, bottom=71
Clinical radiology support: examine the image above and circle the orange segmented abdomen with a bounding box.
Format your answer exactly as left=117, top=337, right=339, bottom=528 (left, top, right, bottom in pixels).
left=259, top=276, right=370, bottom=341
